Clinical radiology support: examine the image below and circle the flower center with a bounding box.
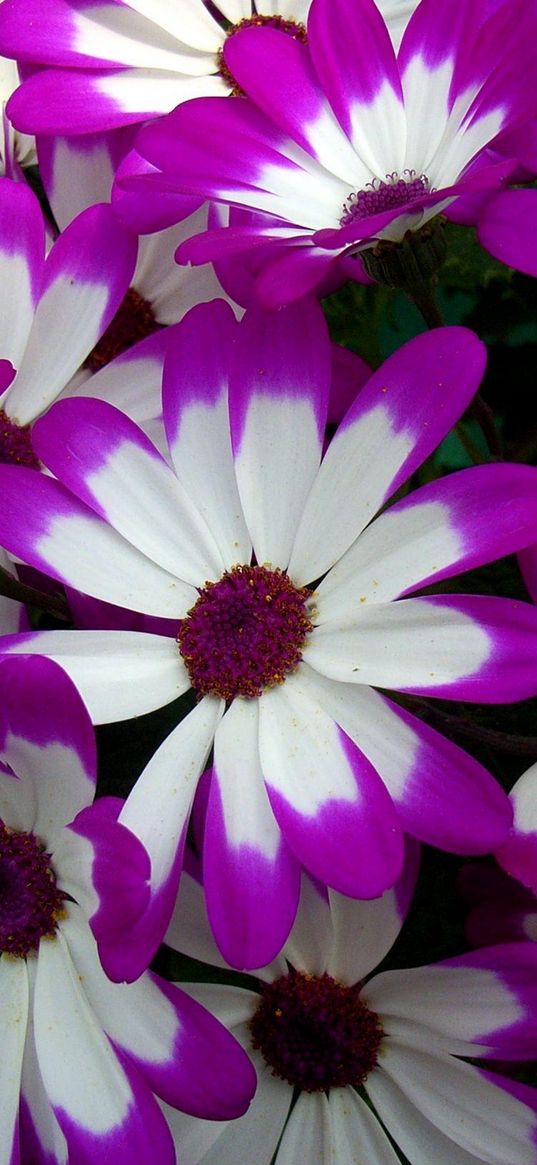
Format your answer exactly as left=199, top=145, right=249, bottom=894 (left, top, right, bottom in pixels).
left=0, top=823, right=66, bottom=957
left=176, top=563, right=313, bottom=701
left=84, top=286, right=160, bottom=373
left=341, top=172, right=431, bottom=226
left=249, top=969, right=383, bottom=1092
left=0, top=409, right=40, bottom=469
left=219, top=15, right=308, bottom=95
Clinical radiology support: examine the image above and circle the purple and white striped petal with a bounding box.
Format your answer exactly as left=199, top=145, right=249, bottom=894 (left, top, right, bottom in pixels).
left=0, top=466, right=197, bottom=618
left=308, top=0, right=405, bottom=169
left=0, top=655, right=96, bottom=840
left=287, top=326, right=486, bottom=583
left=368, top=1043, right=537, bottom=1164
left=496, top=764, right=537, bottom=893
left=366, top=942, right=537, bottom=1059
left=136, top=97, right=349, bottom=230
left=60, top=908, right=256, bottom=1120
left=316, top=463, right=537, bottom=615
left=0, top=179, right=44, bottom=373
left=293, top=664, right=511, bottom=853
left=33, top=398, right=225, bottom=584
left=60, top=801, right=151, bottom=966
left=5, top=204, right=137, bottom=425
left=165, top=864, right=239, bottom=973
left=229, top=298, right=330, bottom=568
left=0, top=957, right=28, bottom=1165
left=163, top=300, right=251, bottom=568
left=206, top=698, right=301, bottom=970
left=108, top=698, right=224, bottom=981
left=223, top=28, right=368, bottom=183
left=34, top=923, right=176, bottom=1165
left=305, top=594, right=537, bottom=703
left=258, top=669, right=404, bottom=897
left=0, top=630, right=186, bottom=723
left=20, top=991, right=68, bottom=1165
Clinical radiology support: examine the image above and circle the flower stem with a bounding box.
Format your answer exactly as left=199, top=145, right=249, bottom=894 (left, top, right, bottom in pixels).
left=0, top=566, right=70, bottom=622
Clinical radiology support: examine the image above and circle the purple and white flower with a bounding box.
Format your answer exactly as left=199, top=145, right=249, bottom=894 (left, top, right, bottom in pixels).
left=161, top=853, right=537, bottom=1165
left=130, top=0, right=537, bottom=305
left=1, top=299, right=537, bottom=973
left=0, top=0, right=418, bottom=136
left=0, top=654, right=256, bottom=1165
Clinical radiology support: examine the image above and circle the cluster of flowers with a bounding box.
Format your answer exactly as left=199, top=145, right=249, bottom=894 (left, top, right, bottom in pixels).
left=1, top=0, right=537, bottom=1161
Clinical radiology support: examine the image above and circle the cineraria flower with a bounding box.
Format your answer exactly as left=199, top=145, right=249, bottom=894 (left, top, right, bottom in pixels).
left=0, top=654, right=256, bottom=1165
left=2, top=298, right=537, bottom=974
left=130, top=0, right=537, bottom=306
left=0, top=176, right=137, bottom=466
left=0, top=0, right=417, bottom=136
left=161, top=855, right=537, bottom=1165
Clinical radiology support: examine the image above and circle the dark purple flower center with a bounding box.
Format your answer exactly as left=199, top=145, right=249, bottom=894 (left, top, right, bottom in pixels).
left=0, top=409, right=40, bottom=469
left=176, top=563, right=313, bottom=701
left=250, top=969, right=383, bottom=1092
left=219, top=15, right=307, bottom=94
left=85, top=286, right=160, bottom=372
left=0, top=822, right=66, bottom=957
left=341, top=172, right=431, bottom=226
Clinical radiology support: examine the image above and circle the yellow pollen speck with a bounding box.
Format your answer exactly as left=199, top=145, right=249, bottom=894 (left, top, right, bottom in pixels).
left=359, top=596, right=367, bottom=603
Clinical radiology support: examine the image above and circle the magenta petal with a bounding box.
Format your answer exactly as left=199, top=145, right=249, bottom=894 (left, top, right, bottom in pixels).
left=398, top=594, right=537, bottom=703
left=67, top=803, right=152, bottom=968
left=265, top=727, right=404, bottom=898
left=441, top=943, right=537, bottom=1059
left=478, top=189, right=537, bottom=276
left=379, top=693, right=512, bottom=854
left=204, top=775, right=301, bottom=971
left=308, top=0, right=402, bottom=139
left=130, top=975, right=257, bottom=1120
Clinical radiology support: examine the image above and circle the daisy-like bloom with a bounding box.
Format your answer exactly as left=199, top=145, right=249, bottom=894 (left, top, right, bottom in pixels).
left=128, top=0, right=537, bottom=306
left=0, top=0, right=418, bottom=136
left=0, top=654, right=256, bottom=1165
left=0, top=175, right=137, bottom=464
left=161, top=854, right=537, bottom=1165
left=2, top=299, right=537, bottom=974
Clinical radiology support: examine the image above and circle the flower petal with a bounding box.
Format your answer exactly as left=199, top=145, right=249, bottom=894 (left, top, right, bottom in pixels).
left=290, top=665, right=511, bottom=854
left=162, top=300, right=251, bottom=568
left=288, top=326, right=486, bottom=583
left=0, top=655, right=96, bottom=839
left=34, top=923, right=175, bottom=1164
left=0, top=630, right=187, bottom=723
left=496, top=763, right=537, bottom=893
left=112, top=697, right=224, bottom=980
left=229, top=299, right=330, bottom=568
left=258, top=671, right=404, bottom=897
left=206, top=699, right=301, bottom=970
left=0, top=957, right=28, bottom=1165
left=305, top=594, right=537, bottom=703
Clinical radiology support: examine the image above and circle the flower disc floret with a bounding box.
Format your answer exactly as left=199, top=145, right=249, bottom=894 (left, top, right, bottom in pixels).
left=341, top=173, right=431, bottom=226
left=85, top=286, right=160, bottom=372
left=0, top=408, right=40, bottom=468
left=249, top=969, right=383, bottom=1092
left=0, top=822, right=66, bottom=956
left=176, top=563, right=313, bottom=701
